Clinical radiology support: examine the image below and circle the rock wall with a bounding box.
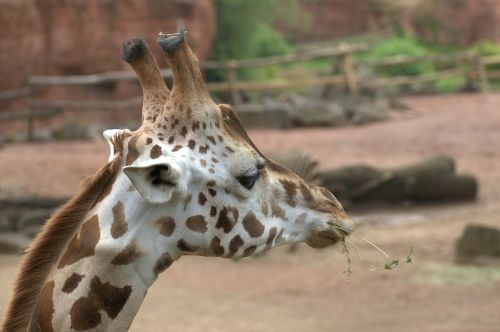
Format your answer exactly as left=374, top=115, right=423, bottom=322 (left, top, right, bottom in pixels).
left=277, top=0, right=372, bottom=42
left=411, top=0, right=500, bottom=46
left=0, top=0, right=216, bottom=91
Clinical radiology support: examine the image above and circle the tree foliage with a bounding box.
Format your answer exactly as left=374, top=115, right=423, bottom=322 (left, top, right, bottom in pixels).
left=365, top=35, right=434, bottom=77
left=210, top=0, right=300, bottom=62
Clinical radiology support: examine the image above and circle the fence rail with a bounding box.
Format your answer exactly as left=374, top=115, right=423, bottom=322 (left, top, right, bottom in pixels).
left=28, top=69, right=172, bottom=87
left=2, top=43, right=500, bottom=141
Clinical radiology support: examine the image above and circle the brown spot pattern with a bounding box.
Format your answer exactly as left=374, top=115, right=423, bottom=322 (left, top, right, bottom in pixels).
left=199, top=144, right=209, bottom=154
left=207, top=136, right=216, bottom=145
left=209, top=237, right=225, bottom=256
left=188, top=140, right=196, bottom=150
left=216, top=206, right=239, bottom=233
left=62, top=273, right=84, bottom=294
left=267, top=227, right=277, bottom=245
left=70, top=277, right=132, bottom=330
left=111, top=242, right=143, bottom=265
left=154, top=252, right=173, bottom=275
left=210, top=206, right=217, bottom=217
left=192, top=120, right=199, bottom=131
left=157, top=216, right=176, bottom=236
left=198, top=192, right=207, bottom=206
left=300, top=182, right=314, bottom=203
left=280, top=179, right=298, bottom=207
left=261, top=201, right=269, bottom=216
left=242, top=246, right=257, bottom=257
left=228, top=235, right=244, bottom=255
left=172, top=145, right=182, bottom=152
left=150, top=144, right=162, bottom=159
left=242, top=211, right=265, bottom=238
left=186, top=215, right=208, bottom=233
left=111, top=202, right=127, bottom=239
left=271, top=201, right=287, bottom=221
left=58, top=215, right=100, bottom=269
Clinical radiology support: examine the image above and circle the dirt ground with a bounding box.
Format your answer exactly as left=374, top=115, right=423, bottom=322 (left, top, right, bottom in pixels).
left=1, top=93, right=500, bottom=331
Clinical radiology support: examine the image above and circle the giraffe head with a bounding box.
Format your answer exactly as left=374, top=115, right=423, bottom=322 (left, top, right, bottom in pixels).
left=108, top=30, right=353, bottom=260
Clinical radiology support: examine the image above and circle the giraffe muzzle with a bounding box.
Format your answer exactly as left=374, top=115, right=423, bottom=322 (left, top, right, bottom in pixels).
left=306, top=215, right=353, bottom=249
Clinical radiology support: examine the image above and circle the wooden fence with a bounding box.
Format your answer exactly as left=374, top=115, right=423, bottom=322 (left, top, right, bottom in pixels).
left=1, top=43, right=500, bottom=141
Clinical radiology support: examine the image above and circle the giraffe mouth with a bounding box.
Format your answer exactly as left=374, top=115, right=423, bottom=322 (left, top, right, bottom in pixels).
left=306, top=219, right=353, bottom=249
left=306, top=228, right=345, bottom=248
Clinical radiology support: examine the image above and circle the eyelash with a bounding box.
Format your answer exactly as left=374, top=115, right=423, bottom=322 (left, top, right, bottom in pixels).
left=236, top=169, right=260, bottom=190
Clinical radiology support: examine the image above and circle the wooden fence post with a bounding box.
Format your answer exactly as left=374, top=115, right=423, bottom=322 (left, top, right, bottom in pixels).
left=474, top=55, right=490, bottom=92
left=337, top=44, right=359, bottom=95
left=226, top=60, right=242, bottom=104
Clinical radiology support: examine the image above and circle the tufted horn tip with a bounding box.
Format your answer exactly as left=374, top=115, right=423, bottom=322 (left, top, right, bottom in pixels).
left=157, top=29, right=187, bottom=56
left=122, top=38, right=149, bottom=64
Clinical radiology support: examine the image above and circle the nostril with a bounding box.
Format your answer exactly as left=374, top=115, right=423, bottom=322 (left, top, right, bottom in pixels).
left=157, top=165, right=169, bottom=171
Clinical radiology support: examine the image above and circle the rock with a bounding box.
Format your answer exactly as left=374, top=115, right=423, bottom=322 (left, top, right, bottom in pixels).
left=233, top=104, right=291, bottom=129
left=456, top=224, right=500, bottom=264
left=388, top=96, right=410, bottom=112
left=319, top=165, right=383, bottom=201
left=319, top=155, right=478, bottom=203
left=289, top=101, right=347, bottom=127
left=266, top=94, right=348, bottom=127
left=349, top=102, right=389, bottom=125
left=0, top=232, right=31, bottom=253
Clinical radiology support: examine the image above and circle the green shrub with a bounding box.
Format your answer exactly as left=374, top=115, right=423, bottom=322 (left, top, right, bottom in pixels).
left=475, top=41, right=500, bottom=71
left=435, top=75, right=465, bottom=93
left=208, top=0, right=299, bottom=82
left=253, top=24, right=292, bottom=58
left=365, top=35, right=434, bottom=77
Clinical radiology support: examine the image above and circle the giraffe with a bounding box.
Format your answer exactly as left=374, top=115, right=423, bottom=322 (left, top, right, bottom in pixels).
left=2, top=29, right=353, bottom=332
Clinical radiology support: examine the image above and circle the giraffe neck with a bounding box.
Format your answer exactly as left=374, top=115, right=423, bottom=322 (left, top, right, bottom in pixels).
left=34, top=174, right=182, bottom=331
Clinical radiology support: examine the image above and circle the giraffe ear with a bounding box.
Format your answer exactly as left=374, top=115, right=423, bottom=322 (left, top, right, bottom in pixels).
left=123, top=157, right=188, bottom=204
left=103, top=129, right=129, bottom=161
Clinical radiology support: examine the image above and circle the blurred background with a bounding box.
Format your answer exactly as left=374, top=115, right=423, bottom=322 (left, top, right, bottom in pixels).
left=1, top=0, right=500, bottom=331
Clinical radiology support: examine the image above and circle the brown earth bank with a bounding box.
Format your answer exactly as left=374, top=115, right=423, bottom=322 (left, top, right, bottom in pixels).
left=1, top=93, right=500, bottom=331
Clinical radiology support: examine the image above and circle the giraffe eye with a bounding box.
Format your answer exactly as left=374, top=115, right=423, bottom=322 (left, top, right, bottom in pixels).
left=236, top=170, right=260, bottom=190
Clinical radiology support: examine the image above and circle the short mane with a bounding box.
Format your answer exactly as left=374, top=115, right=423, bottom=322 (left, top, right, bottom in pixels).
left=2, top=137, right=125, bottom=332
